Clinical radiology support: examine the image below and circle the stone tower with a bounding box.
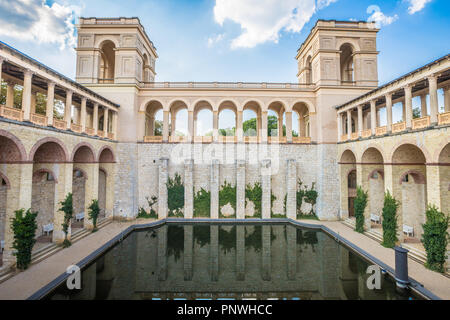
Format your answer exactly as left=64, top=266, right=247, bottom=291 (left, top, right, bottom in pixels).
left=75, top=17, right=158, bottom=85
left=296, top=20, right=379, bottom=87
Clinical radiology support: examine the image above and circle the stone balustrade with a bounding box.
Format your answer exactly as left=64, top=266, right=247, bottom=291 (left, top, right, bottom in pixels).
left=375, top=126, right=387, bottom=136
left=392, top=122, right=406, bottom=133
left=30, top=113, right=47, bottom=126
left=412, top=116, right=431, bottom=130
left=438, top=111, right=450, bottom=125
left=0, top=105, right=23, bottom=121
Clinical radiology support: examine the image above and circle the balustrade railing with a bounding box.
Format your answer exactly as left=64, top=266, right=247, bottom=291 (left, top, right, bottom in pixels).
left=0, top=105, right=23, bottom=121
left=412, top=116, right=430, bottom=130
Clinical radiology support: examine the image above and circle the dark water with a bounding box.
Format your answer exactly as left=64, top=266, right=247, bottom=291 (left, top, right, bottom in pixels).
left=42, top=223, right=422, bottom=300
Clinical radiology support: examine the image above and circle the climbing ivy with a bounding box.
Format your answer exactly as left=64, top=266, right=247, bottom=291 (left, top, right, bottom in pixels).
left=194, top=188, right=211, bottom=218
left=245, top=182, right=262, bottom=218
left=292, top=179, right=319, bottom=219
left=59, top=193, right=73, bottom=248
left=421, top=205, right=450, bottom=273
left=219, top=181, right=236, bottom=218
left=381, top=191, right=400, bottom=248
left=354, top=186, right=368, bottom=233
left=11, top=208, right=38, bottom=270
left=137, top=196, right=158, bottom=219
left=167, top=173, right=185, bottom=217
left=303, top=182, right=318, bottom=215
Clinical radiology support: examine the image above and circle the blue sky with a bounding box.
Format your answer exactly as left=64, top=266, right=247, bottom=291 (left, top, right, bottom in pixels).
left=0, top=0, right=448, bottom=133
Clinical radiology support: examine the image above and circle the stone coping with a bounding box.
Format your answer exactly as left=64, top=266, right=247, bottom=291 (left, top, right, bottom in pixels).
left=0, top=219, right=447, bottom=300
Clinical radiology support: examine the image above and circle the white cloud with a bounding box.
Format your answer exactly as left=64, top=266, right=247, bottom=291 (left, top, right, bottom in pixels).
left=212, top=0, right=337, bottom=49
left=207, top=33, right=225, bottom=48
left=367, top=5, right=398, bottom=27
left=406, top=0, right=432, bottom=14
left=0, top=0, right=82, bottom=50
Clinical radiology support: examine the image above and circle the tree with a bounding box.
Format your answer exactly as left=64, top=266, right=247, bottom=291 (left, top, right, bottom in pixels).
left=412, top=107, right=421, bottom=119
left=354, top=186, right=368, bottom=233
left=11, top=209, right=38, bottom=270
left=154, top=120, right=163, bottom=136
left=59, top=193, right=73, bottom=248
left=381, top=191, right=400, bottom=248
left=88, top=199, right=100, bottom=232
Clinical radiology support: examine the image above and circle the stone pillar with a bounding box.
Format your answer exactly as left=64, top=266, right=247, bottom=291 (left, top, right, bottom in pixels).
left=278, top=113, right=283, bottom=137
left=188, top=111, right=194, bottom=141
left=184, top=225, right=193, bottom=280
left=338, top=113, right=343, bottom=140
left=30, top=90, right=37, bottom=114
left=80, top=97, right=87, bottom=133
left=426, top=165, right=441, bottom=210
left=444, top=86, right=450, bottom=113
left=5, top=81, right=15, bottom=108
left=163, top=110, right=169, bottom=142
left=428, top=75, right=439, bottom=124
left=357, top=105, right=363, bottom=137
left=65, top=90, right=73, bottom=129
left=346, top=110, right=352, bottom=139
left=404, top=85, right=413, bottom=129
left=420, top=94, right=428, bottom=116
left=53, top=163, right=73, bottom=244
left=386, top=93, right=393, bottom=133
left=103, top=108, right=109, bottom=136
left=46, top=81, right=55, bottom=126
left=158, top=158, right=169, bottom=219
left=261, top=159, right=271, bottom=219
left=22, top=69, right=33, bottom=121
left=236, top=225, right=245, bottom=281
left=213, top=110, right=219, bottom=142
left=286, top=159, right=297, bottom=219
left=236, top=160, right=246, bottom=219
left=171, top=113, right=177, bottom=136
left=286, top=226, right=296, bottom=280
left=112, top=111, right=118, bottom=140
left=184, top=159, right=194, bottom=219
left=370, top=100, right=376, bottom=135
left=286, top=111, right=293, bottom=143
left=262, top=225, right=271, bottom=281
left=236, top=110, right=243, bottom=142
left=210, top=225, right=219, bottom=281
left=93, top=103, right=99, bottom=135
left=210, top=159, right=219, bottom=219
left=81, top=163, right=99, bottom=230
left=261, top=111, right=268, bottom=143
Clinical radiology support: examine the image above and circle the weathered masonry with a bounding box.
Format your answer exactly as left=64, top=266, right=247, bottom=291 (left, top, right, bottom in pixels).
left=0, top=17, right=448, bottom=271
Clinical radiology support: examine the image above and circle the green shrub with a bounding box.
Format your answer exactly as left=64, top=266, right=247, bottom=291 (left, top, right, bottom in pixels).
left=304, top=182, right=318, bottom=215
left=354, top=186, right=368, bottom=233
left=194, top=188, right=211, bottom=218
left=88, top=199, right=100, bottom=232
left=137, top=196, right=159, bottom=219
left=381, top=191, right=400, bottom=248
left=219, top=181, right=236, bottom=218
left=11, top=209, right=38, bottom=270
left=59, top=193, right=73, bottom=248
left=421, top=206, right=450, bottom=273
left=167, top=173, right=184, bottom=217
left=245, top=182, right=262, bottom=218
left=296, top=180, right=306, bottom=216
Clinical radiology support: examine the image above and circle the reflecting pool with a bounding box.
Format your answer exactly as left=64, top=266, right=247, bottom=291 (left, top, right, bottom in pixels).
left=42, top=223, right=423, bottom=300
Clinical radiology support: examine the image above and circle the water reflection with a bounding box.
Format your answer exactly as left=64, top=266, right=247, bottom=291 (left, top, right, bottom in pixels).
left=44, top=223, right=420, bottom=300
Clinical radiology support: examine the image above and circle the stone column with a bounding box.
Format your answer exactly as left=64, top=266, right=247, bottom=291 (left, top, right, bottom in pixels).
left=236, top=160, right=246, bottom=219
left=261, top=159, right=271, bottom=219
left=426, top=165, right=441, bottom=210
left=386, top=93, right=393, bottom=133
left=158, top=158, right=169, bottom=219
left=46, top=81, right=55, bottom=126
left=81, top=163, right=99, bottom=230
left=184, top=225, right=193, bottom=280
left=210, top=159, right=219, bottom=219
left=30, top=90, right=37, bottom=114
left=420, top=94, right=428, bottom=116
left=236, top=110, right=243, bottom=142
left=93, top=103, right=99, bottom=135
left=193, top=113, right=197, bottom=138
left=213, top=110, right=219, bottom=142
left=80, top=97, right=87, bottom=133
left=112, top=111, right=118, bottom=140
left=210, top=225, right=219, bottom=281
left=53, top=163, right=73, bottom=244
left=184, top=159, right=194, bottom=219
left=22, top=69, right=33, bottom=121
left=370, top=100, right=376, bottom=135
left=428, top=75, right=439, bottom=124
left=236, top=225, right=245, bottom=281
left=404, top=85, right=413, bottom=129
left=346, top=110, right=352, bottom=139
left=357, top=105, right=363, bottom=137
left=338, top=113, right=343, bottom=140
left=103, top=108, right=109, bottom=136
left=286, top=159, right=297, bottom=219
left=262, top=225, right=271, bottom=281
left=5, top=81, right=15, bottom=108
left=261, top=111, right=268, bottom=143
left=278, top=113, right=283, bottom=137
left=163, top=110, right=169, bottom=142
left=286, top=111, right=293, bottom=143
left=188, top=111, right=194, bottom=142
left=65, top=90, right=73, bottom=129
left=444, top=86, right=450, bottom=113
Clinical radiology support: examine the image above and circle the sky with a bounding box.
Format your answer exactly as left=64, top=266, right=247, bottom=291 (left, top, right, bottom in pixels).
left=0, top=0, right=449, bottom=134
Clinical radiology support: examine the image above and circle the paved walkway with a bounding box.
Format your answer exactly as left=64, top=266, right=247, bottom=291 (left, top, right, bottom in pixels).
left=0, top=219, right=449, bottom=300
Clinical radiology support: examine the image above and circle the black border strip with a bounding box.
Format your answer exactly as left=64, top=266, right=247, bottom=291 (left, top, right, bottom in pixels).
left=27, top=218, right=441, bottom=300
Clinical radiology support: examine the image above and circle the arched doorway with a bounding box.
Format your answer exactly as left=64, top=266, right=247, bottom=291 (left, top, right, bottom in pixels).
left=98, top=168, right=107, bottom=219
left=98, top=147, right=115, bottom=219
left=340, top=150, right=357, bottom=219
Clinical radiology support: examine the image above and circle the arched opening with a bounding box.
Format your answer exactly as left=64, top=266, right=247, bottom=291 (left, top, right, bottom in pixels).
left=293, top=102, right=310, bottom=138
left=243, top=101, right=261, bottom=139
left=340, top=150, right=357, bottom=219
left=392, top=144, right=427, bottom=243
left=218, top=101, right=237, bottom=138
left=145, top=101, right=164, bottom=137
left=194, top=101, right=213, bottom=138
left=305, top=56, right=313, bottom=84
left=142, top=54, right=149, bottom=83
left=267, top=102, right=285, bottom=138
left=99, top=41, right=116, bottom=83
left=340, top=43, right=355, bottom=84
left=438, top=143, right=450, bottom=215
left=170, top=101, right=189, bottom=139
left=31, top=141, right=67, bottom=246
left=362, top=148, right=385, bottom=229
left=98, top=169, right=107, bottom=219
left=98, top=147, right=115, bottom=219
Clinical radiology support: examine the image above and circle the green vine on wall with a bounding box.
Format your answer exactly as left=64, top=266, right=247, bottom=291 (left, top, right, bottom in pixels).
left=354, top=186, right=368, bottom=233
left=421, top=205, right=450, bottom=273
left=381, top=191, right=400, bottom=248
left=11, top=208, right=38, bottom=270
left=137, top=196, right=158, bottom=219
left=167, top=173, right=185, bottom=217
left=219, top=181, right=236, bottom=218
left=194, top=188, right=211, bottom=218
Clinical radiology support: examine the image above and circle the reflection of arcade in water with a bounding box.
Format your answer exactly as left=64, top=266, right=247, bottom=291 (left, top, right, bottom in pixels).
left=45, top=224, right=419, bottom=300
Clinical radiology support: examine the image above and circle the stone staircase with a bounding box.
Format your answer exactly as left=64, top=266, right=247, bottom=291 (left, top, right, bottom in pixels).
left=0, top=218, right=112, bottom=284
